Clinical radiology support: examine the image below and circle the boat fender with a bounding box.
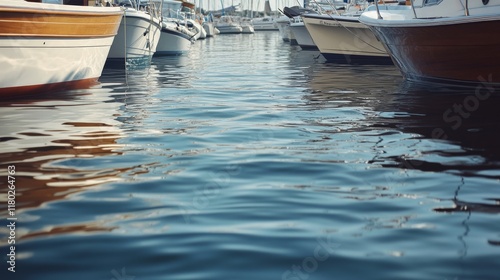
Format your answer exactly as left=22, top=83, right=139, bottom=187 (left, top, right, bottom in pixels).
left=483, top=0, right=489, bottom=4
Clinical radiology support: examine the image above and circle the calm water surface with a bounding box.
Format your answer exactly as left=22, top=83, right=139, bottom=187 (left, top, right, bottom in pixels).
left=1, top=32, right=499, bottom=280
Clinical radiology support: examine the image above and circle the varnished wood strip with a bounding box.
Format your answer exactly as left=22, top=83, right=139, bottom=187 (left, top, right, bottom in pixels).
left=0, top=15, right=121, bottom=37
left=0, top=78, right=99, bottom=98
left=0, top=10, right=123, bottom=37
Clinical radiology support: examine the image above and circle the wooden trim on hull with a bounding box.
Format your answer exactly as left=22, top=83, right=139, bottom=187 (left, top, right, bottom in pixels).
left=370, top=20, right=500, bottom=85
left=0, top=78, right=98, bottom=99
left=0, top=8, right=123, bottom=38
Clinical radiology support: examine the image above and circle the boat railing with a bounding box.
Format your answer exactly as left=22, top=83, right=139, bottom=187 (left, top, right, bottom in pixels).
left=410, top=0, right=417, bottom=18
left=375, top=0, right=475, bottom=19
left=374, top=0, right=417, bottom=19
left=374, top=0, right=383, bottom=18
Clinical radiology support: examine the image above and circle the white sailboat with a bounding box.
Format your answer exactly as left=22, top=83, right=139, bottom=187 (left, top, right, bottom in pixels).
left=252, top=0, right=278, bottom=30
left=215, top=15, right=243, bottom=34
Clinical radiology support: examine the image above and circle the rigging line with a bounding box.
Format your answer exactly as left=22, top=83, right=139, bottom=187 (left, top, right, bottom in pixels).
left=123, top=7, right=129, bottom=85
left=455, top=177, right=470, bottom=260
left=119, top=6, right=129, bottom=105
left=310, top=0, right=387, bottom=53
left=146, top=0, right=154, bottom=62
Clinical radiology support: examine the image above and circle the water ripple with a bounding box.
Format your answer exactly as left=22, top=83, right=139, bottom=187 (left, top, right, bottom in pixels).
left=1, top=32, right=499, bottom=280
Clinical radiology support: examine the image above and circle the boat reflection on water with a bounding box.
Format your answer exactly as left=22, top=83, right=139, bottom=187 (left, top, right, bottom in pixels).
left=0, top=86, right=129, bottom=239
left=384, top=82, right=500, bottom=246
left=301, top=65, right=500, bottom=247
left=375, top=81, right=500, bottom=175
left=299, top=61, right=500, bottom=174
left=151, top=55, right=197, bottom=88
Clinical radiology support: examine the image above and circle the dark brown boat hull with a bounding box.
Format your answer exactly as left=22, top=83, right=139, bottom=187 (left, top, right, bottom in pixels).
left=369, top=19, right=500, bottom=86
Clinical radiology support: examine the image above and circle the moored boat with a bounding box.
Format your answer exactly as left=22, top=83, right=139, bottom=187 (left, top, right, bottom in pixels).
left=289, top=18, right=317, bottom=50
left=151, top=0, right=194, bottom=56
left=107, top=0, right=162, bottom=65
left=0, top=0, right=123, bottom=97
left=252, top=0, right=278, bottom=31
left=155, top=20, right=194, bottom=56
left=302, top=12, right=391, bottom=63
left=214, top=16, right=243, bottom=34
left=238, top=17, right=255, bottom=34
left=203, top=21, right=216, bottom=37
left=301, top=1, right=404, bottom=63
left=276, top=15, right=292, bottom=42
left=359, top=0, right=500, bottom=85
left=251, top=16, right=278, bottom=31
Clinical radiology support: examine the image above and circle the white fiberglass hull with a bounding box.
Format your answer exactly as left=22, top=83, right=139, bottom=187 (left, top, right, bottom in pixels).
left=215, top=25, right=243, bottom=34
left=0, top=1, right=122, bottom=96
left=289, top=22, right=316, bottom=50
left=155, top=24, right=193, bottom=56
left=241, top=25, right=255, bottom=33
left=276, top=16, right=290, bottom=42
left=1, top=36, right=115, bottom=92
left=108, top=9, right=161, bottom=60
left=302, top=14, right=391, bottom=64
left=252, top=17, right=278, bottom=31
left=203, top=22, right=216, bottom=37
left=276, top=20, right=291, bottom=42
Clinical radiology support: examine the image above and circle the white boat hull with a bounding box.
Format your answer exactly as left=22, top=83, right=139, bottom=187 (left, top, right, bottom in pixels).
left=0, top=1, right=122, bottom=96
left=203, top=22, right=216, bottom=37
left=276, top=19, right=291, bottom=42
left=252, top=17, right=279, bottom=31
left=1, top=37, right=114, bottom=90
left=199, top=26, right=207, bottom=39
left=155, top=24, right=193, bottom=56
left=241, top=25, right=255, bottom=34
left=302, top=14, right=391, bottom=63
left=215, top=25, right=243, bottom=34
left=289, top=22, right=316, bottom=50
left=108, top=9, right=161, bottom=61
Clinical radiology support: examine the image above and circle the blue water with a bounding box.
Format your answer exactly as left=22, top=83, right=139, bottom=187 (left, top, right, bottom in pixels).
left=1, top=32, right=499, bottom=280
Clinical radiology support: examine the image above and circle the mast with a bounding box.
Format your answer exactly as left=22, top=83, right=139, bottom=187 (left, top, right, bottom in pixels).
left=251, top=0, right=253, bottom=18
left=264, top=0, right=271, bottom=16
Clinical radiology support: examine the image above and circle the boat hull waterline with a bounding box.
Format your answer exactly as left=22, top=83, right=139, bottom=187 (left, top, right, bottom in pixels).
left=107, top=8, right=161, bottom=64
left=0, top=1, right=123, bottom=96
left=361, top=11, right=500, bottom=85
left=289, top=21, right=317, bottom=50
left=303, top=14, right=391, bottom=64
left=155, top=23, right=193, bottom=56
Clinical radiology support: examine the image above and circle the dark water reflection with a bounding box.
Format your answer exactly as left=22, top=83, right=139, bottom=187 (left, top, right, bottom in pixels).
left=1, top=33, right=499, bottom=279
left=380, top=82, right=500, bottom=171
left=0, top=87, right=130, bottom=243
